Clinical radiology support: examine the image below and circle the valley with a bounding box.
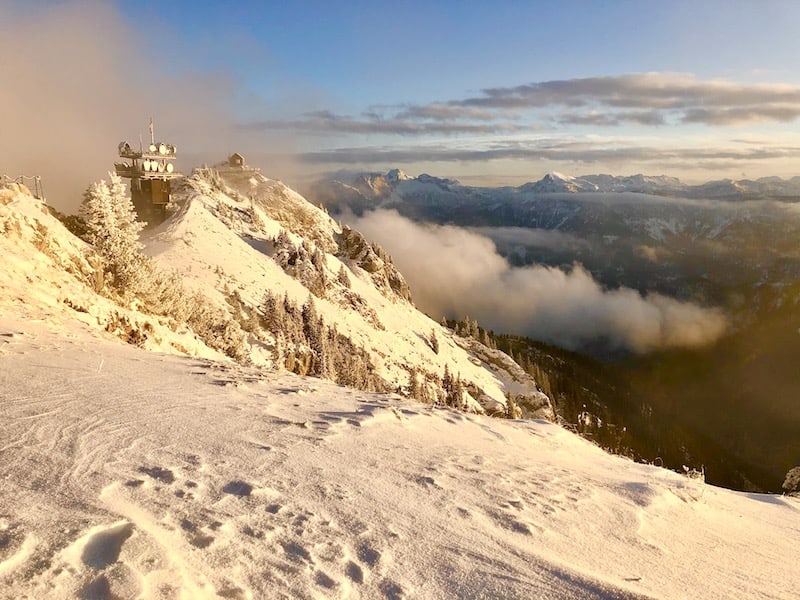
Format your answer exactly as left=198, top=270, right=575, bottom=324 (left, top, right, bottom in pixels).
left=308, top=170, right=800, bottom=492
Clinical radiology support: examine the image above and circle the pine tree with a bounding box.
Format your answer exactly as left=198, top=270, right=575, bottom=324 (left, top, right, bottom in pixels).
left=79, top=173, right=145, bottom=292
left=80, top=179, right=115, bottom=252
left=430, top=329, right=440, bottom=354
left=408, top=367, right=421, bottom=400
left=337, top=264, right=351, bottom=288
left=452, top=373, right=464, bottom=409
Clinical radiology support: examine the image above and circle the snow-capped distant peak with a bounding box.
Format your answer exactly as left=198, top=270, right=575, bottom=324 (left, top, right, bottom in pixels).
left=525, top=172, right=599, bottom=193
left=544, top=171, right=574, bottom=181
left=386, top=168, right=411, bottom=183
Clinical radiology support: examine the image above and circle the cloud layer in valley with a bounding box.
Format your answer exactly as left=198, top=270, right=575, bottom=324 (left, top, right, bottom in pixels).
left=352, top=210, right=728, bottom=352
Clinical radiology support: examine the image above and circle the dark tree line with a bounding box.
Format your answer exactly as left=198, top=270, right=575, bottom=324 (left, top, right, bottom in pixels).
left=259, top=290, right=385, bottom=392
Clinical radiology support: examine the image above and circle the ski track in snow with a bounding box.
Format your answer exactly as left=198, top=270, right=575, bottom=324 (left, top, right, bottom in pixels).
left=1, top=316, right=799, bottom=599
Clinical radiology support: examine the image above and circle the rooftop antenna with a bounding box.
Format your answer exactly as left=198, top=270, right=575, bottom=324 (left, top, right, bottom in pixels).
left=149, top=117, right=155, bottom=146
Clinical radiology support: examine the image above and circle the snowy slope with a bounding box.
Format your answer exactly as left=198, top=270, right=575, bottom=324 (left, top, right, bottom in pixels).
left=3, top=180, right=799, bottom=598
left=0, top=183, right=225, bottom=362
left=143, top=169, right=551, bottom=418
left=1, top=314, right=799, bottom=599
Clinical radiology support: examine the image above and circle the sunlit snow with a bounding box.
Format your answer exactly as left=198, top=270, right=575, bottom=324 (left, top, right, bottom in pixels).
left=1, top=181, right=799, bottom=599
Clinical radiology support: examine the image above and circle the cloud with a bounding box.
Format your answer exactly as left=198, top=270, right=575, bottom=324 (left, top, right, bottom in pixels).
left=0, top=1, right=296, bottom=212
left=301, top=139, right=800, bottom=168
left=242, top=112, right=531, bottom=136
left=557, top=110, right=666, bottom=126
left=394, top=103, right=512, bottom=122
left=470, top=226, right=589, bottom=253
left=264, top=73, right=800, bottom=138
left=453, top=72, right=800, bottom=125
left=351, top=209, right=728, bottom=353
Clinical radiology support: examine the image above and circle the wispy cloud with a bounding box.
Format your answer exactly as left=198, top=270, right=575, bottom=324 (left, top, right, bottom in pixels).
left=253, top=72, right=800, bottom=141
left=394, top=103, right=513, bottom=122
left=454, top=72, right=800, bottom=125
left=301, top=139, right=800, bottom=167
left=243, top=110, right=532, bottom=136
left=557, top=110, right=666, bottom=126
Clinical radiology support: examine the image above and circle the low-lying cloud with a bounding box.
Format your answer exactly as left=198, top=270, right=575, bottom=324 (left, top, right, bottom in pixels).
left=351, top=210, right=727, bottom=352
left=470, top=226, right=589, bottom=254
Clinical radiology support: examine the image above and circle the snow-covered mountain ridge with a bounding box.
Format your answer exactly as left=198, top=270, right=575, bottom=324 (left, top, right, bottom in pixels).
left=1, top=175, right=551, bottom=420
left=144, top=168, right=551, bottom=418
left=311, top=169, right=800, bottom=201
left=308, top=168, right=800, bottom=313
left=2, top=179, right=800, bottom=599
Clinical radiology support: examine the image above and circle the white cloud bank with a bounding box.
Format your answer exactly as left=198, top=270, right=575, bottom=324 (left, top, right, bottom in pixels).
left=352, top=210, right=728, bottom=352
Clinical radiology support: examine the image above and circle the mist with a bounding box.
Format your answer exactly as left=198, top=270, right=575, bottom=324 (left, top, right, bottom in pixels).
left=351, top=210, right=728, bottom=352
left=470, top=226, right=589, bottom=253
left=0, top=1, right=301, bottom=213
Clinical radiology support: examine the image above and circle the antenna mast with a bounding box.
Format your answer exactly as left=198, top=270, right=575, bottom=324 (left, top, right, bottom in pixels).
left=149, top=117, right=155, bottom=146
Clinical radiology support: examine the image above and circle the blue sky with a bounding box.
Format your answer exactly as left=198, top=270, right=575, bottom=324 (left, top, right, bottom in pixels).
left=5, top=0, right=800, bottom=196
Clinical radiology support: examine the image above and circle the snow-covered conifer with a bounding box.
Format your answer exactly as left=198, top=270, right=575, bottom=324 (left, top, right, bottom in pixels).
left=337, top=264, right=351, bottom=288
left=430, top=329, right=440, bottom=354
left=783, top=467, right=800, bottom=496
left=79, top=173, right=145, bottom=292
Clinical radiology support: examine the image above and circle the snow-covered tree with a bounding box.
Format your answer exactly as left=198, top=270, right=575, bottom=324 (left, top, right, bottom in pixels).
left=783, top=467, right=800, bottom=496
left=337, top=264, right=351, bottom=288
left=430, top=329, right=440, bottom=354
left=79, top=173, right=145, bottom=292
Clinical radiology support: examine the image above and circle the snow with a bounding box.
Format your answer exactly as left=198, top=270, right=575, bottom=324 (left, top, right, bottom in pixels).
left=2, top=314, right=799, bottom=599
left=143, top=171, right=546, bottom=416
left=2, top=179, right=800, bottom=599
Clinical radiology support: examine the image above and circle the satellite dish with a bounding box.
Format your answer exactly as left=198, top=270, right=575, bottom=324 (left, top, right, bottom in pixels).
left=157, top=162, right=165, bottom=173
left=166, top=163, right=174, bottom=173
left=149, top=144, right=157, bottom=153
left=159, top=144, right=167, bottom=155
left=143, top=160, right=151, bottom=171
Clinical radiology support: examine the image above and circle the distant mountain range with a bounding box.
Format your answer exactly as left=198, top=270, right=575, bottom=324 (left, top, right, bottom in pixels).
left=307, top=169, right=800, bottom=309
left=309, top=168, right=800, bottom=204
left=306, top=168, right=800, bottom=493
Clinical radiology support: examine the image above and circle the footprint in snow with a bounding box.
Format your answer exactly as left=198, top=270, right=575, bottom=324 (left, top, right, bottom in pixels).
left=356, top=542, right=381, bottom=568
left=222, top=480, right=253, bottom=497
left=137, top=466, right=175, bottom=484
left=345, top=561, right=364, bottom=584
left=81, top=522, right=134, bottom=569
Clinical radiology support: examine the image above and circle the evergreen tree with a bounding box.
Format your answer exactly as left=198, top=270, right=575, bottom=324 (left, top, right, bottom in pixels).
left=430, top=329, right=440, bottom=354
left=337, top=264, right=351, bottom=288
left=783, top=467, right=800, bottom=495
left=452, top=373, right=464, bottom=409
left=79, top=173, right=145, bottom=292
left=408, top=367, right=421, bottom=400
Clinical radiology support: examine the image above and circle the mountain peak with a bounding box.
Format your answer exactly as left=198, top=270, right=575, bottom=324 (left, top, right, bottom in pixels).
left=386, top=168, right=411, bottom=183
left=544, top=171, right=574, bottom=181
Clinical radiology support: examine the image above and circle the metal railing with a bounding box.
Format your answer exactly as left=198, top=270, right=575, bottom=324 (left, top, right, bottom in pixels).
left=1, top=174, right=45, bottom=201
